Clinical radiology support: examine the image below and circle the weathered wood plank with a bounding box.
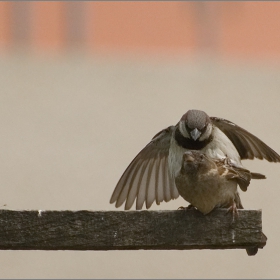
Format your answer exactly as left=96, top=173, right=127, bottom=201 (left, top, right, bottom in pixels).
left=0, top=209, right=266, bottom=252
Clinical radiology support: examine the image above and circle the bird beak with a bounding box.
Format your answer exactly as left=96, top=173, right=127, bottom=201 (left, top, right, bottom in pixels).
left=190, top=128, right=201, bottom=141
left=183, top=153, right=194, bottom=162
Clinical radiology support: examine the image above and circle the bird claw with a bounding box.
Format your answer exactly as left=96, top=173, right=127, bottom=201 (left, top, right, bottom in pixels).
left=177, top=204, right=195, bottom=210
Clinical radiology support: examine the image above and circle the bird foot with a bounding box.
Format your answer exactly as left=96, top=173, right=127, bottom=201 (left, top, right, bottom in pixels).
left=226, top=201, right=238, bottom=222
left=177, top=204, right=195, bottom=210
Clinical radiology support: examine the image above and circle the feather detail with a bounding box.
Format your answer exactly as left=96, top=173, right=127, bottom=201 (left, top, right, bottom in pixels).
left=111, top=126, right=179, bottom=210
left=211, top=117, right=280, bottom=162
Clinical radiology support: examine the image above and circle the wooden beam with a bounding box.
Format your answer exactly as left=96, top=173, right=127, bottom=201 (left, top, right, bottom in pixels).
left=0, top=209, right=266, bottom=254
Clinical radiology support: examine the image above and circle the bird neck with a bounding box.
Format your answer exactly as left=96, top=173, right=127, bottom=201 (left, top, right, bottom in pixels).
left=174, top=127, right=213, bottom=150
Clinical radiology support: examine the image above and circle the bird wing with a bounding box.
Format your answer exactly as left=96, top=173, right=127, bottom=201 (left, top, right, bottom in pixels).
left=211, top=117, right=280, bottom=162
left=110, top=126, right=179, bottom=210
left=216, top=159, right=252, bottom=191
left=216, top=158, right=266, bottom=192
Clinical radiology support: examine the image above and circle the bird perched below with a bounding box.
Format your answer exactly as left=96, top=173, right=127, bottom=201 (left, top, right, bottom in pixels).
left=110, top=109, right=280, bottom=210
left=175, top=150, right=266, bottom=216
left=175, top=150, right=267, bottom=256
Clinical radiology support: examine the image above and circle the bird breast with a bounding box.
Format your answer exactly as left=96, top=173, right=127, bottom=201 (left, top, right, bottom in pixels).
left=175, top=170, right=238, bottom=214
left=202, top=126, right=241, bottom=164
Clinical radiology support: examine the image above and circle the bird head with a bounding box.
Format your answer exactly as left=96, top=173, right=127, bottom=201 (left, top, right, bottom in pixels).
left=181, top=150, right=216, bottom=175
left=179, top=109, right=212, bottom=141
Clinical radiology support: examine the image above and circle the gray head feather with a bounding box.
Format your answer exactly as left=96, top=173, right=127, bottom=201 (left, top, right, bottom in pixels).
left=181, top=110, right=210, bottom=130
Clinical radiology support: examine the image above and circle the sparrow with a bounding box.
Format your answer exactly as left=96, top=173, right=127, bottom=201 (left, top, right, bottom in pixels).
left=175, top=150, right=267, bottom=256
left=110, top=109, right=280, bottom=210
left=175, top=150, right=266, bottom=215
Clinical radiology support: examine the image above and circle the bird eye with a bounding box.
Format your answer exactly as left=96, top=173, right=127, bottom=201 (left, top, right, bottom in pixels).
left=201, top=125, right=207, bottom=133
left=200, top=154, right=204, bottom=160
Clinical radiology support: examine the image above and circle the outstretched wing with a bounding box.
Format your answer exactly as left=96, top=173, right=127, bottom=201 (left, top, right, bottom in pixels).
left=110, top=126, right=179, bottom=210
left=211, top=117, right=280, bottom=162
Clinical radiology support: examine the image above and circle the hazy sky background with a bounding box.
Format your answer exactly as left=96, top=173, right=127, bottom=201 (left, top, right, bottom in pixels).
left=0, top=2, right=280, bottom=278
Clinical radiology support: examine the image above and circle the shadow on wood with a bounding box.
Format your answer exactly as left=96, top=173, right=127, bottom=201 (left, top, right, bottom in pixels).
left=0, top=209, right=266, bottom=255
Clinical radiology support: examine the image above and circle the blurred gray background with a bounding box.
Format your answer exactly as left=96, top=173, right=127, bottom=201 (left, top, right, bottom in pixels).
left=0, top=2, right=280, bottom=278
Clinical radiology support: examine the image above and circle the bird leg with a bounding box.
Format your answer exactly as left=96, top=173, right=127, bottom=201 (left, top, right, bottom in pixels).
left=226, top=199, right=238, bottom=222
left=177, top=204, right=196, bottom=210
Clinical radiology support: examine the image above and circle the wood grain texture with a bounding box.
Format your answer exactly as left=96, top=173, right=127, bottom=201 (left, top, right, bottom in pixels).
left=0, top=209, right=266, bottom=252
